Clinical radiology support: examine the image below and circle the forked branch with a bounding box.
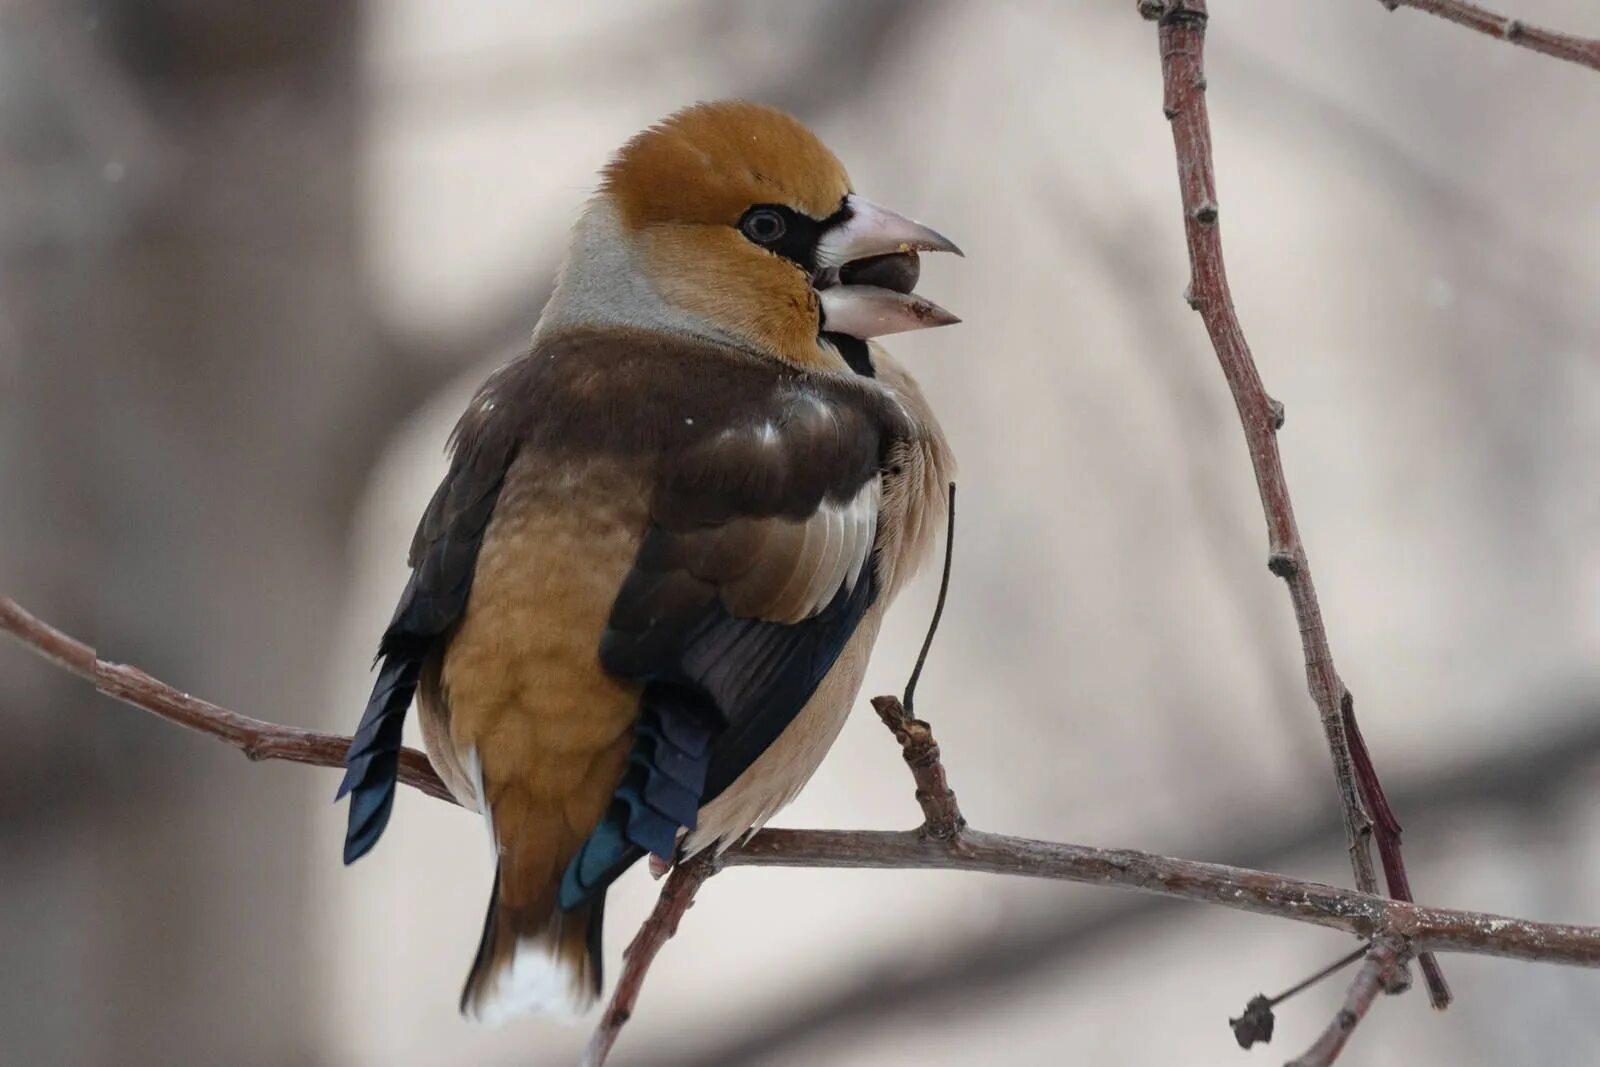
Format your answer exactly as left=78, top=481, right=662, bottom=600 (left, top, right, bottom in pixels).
left=7, top=592, right=1600, bottom=1067
left=1137, top=0, right=1449, bottom=1007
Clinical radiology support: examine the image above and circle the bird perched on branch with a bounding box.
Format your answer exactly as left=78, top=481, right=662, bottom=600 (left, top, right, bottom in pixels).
left=338, top=100, right=960, bottom=1023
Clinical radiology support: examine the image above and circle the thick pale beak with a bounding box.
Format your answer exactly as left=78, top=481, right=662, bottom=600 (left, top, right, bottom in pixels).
left=815, top=195, right=964, bottom=267
left=814, top=194, right=961, bottom=339
left=819, top=286, right=960, bottom=339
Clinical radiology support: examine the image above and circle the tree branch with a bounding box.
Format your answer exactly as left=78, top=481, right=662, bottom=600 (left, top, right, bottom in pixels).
left=0, top=596, right=452, bottom=803
left=646, top=703, right=1600, bottom=1067
left=1286, top=938, right=1410, bottom=1067
left=870, top=695, right=965, bottom=839
left=581, top=853, right=721, bottom=1067
left=1136, top=0, right=1450, bottom=1007
left=6, top=592, right=1599, bottom=974
left=724, top=829, right=1600, bottom=966
left=1375, top=0, right=1600, bottom=73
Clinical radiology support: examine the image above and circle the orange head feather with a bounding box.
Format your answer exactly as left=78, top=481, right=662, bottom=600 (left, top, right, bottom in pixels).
left=574, top=101, right=958, bottom=369
left=596, top=101, right=851, bottom=369
left=602, top=100, right=852, bottom=230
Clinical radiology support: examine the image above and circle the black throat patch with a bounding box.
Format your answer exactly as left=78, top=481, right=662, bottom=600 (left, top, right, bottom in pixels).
left=823, top=332, right=875, bottom=378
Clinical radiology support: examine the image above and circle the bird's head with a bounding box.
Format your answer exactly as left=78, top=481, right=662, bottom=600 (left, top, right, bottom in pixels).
left=589, top=100, right=961, bottom=370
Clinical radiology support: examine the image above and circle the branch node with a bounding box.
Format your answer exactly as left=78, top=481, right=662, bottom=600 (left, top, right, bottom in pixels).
left=1191, top=199, right=1219, bottom=225
left=1285, top=939, right=1410, bottom=1067
left=1268, top=396, right=1286, bottom=430
left=1182, top=284, right=1200, bottom=310
left=1138, top=0, right=1208, bottom=27
left=1382, top=958, right=1414, bottom=996
left=872, top=695, right=966, bottom=839
left=1504, top=18, right=1524, bottom=41
left=1266, top=551, right=1299, bottom=579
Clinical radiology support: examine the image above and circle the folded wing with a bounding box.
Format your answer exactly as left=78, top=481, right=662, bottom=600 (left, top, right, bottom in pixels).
left=561, top=386, right=887, bottom=906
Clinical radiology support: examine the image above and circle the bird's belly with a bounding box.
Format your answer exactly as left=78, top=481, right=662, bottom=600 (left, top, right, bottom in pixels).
left=685, top=606, right=887, bottom=853
left=427, top=455, right=648, bottom=838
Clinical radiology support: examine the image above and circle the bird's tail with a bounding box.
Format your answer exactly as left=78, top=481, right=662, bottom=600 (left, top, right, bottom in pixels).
left=459, top=863, right=603, bottom=1025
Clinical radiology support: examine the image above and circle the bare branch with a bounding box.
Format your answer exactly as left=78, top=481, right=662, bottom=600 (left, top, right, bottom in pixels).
left=648, top=706, right=1600, bottom=1067
left=0, top=596, right=452, bottom=803
left=1136, top=0, right=1449, bottom=1007
left=1286, top=938, right=1411, bottom=1067
left=582, top=854, right=721, bottom=1067
left=7, top=592, right=1599, bottom=973
left=727, top=829, right=1600, bottom=966
left=870, top=695, right=965, bottom=839
left=1376, top=0, right=1600, bottom=73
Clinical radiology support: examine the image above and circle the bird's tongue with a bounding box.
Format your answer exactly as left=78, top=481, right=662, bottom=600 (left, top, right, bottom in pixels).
left=838, top=251, right=920, bottom=295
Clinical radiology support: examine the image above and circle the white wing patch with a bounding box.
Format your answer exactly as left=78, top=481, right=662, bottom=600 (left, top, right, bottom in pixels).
left=800, top=476, right=880, bottom=618
left=713, top=475, right=881, bottom=625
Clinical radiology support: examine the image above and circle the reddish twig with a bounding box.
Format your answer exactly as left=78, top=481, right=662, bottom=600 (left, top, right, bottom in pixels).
left=871, top=695, right=965, bottom=839
left=0, top=595, right=452, bottom=803
left=1286, top=938, right=1411, bottom=1067
left=1343, top=693, right=1451, bottom=1000
left=1137, top=0, right=1450, bottom=1007
left=581, top=853, right=720, bottom=1067
left=1376, top=0, right=1600, bottom=73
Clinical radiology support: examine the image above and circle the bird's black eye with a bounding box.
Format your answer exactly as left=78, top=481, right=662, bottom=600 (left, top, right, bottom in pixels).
left=740, top=207, right=787, bottom=245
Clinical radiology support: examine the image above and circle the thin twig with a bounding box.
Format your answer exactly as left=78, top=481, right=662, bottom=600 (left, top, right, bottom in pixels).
left=1343, top=692, right=1452, bottom=1001
left=871, top=695, right=965, bottom=839
left=0, top=595, right=452, bottom=802
left=1286, top=938, right=1410, bottom=1067
left=1230, top=945, right=1370, bottom=1049
left=581, top=853, right=720, bottom=1067
left=1376, top=0, right=1600, bottom=73
left=1137, top=0, right=1450, bottom=1007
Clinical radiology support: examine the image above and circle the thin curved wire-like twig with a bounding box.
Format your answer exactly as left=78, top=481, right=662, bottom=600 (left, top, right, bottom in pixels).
left=1286, top=938, right=1410, bottom=1067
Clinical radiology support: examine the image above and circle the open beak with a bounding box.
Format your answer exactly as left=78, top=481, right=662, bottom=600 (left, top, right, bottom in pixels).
left=814, top=195, right=962, bottom=340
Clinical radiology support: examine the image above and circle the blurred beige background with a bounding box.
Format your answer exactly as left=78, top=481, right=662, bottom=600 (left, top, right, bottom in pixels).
left=3, top=2, right=1599, bottom=1064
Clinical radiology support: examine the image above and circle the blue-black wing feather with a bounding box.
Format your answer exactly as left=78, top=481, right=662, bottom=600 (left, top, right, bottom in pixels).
left=338, top=420, right=516, bottom=864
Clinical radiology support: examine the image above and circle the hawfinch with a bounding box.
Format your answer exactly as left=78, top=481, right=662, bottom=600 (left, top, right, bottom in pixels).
left=339, top=100, right=959, bottom=1023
